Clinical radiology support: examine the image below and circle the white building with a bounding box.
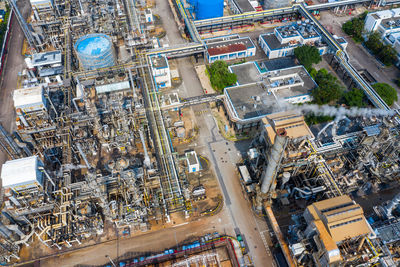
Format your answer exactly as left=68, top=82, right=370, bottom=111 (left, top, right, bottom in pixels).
left=364, top=8, right=400, bottom=66
left=150, top=54, right=171, bottom=88
left=186, top=151, right=200, bottom=173
left=31, top=50, right=63, bottom=77
left=205, top=35, right=256, bottom=63
left=30, top=0, right=53, bottom=10
left=145, top=9, right=154, bottom=23
left=1, top=156, right=45, bottom=192
left=224, top=64, right=316, bottom=129
left=364, top=8, right=400, bottom=37
left=13, top=85, right=47, bottom=113
left=259, top=23, right=347, bottom=59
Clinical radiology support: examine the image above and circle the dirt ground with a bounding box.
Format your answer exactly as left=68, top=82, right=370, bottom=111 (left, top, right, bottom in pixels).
left=167, top=106, right=198, bottom=146
left=211, top=104, right=256, bottom=142
left=194, top=65, right=215, bottom=95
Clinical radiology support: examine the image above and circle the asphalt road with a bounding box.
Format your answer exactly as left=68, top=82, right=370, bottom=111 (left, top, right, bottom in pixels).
left=190, top=105, right=274, bottom=267
left=0, top=0, right=30, bottom=169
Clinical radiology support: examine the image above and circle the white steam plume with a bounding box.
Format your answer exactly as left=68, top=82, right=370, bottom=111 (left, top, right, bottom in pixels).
left=272, top=100, right=395, bottom=119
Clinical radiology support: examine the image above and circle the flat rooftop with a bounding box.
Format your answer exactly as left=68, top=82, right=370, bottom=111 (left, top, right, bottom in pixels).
left=263, top=66, right=316, bottom=99
left=375, top=221, right=400, bottom=244
left=229, top=62, right=261, bottom=85
left=233, top=0, right=255, bottom=13
left=150, top=55, right=168, bottom=69
left=381, top=16, right=400, bottom=29
left=187, top=151, right=198, bottom=166
left=32, top=50, right=62, bottom=67
left=205, top=35, right=240, bottom=44
left=207, top=37, right=254, bottom=56
left=276, top=25, right=300, bottom=39
left=225, top=83, right=277, bottom=120
left=297, top=24, right=319, bottom=39
left=261, top=33, right=298, bottom=50
left=260, top=57, right=297, bottom=72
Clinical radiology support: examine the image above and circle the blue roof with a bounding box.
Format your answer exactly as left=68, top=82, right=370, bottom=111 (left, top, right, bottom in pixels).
left=75, top=34, right=112, bottom=56
left=364, top=125, right=381, bottom=136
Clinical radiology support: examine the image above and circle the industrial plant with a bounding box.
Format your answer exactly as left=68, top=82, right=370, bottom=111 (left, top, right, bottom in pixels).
left=0, top=0, right=399, bottom=266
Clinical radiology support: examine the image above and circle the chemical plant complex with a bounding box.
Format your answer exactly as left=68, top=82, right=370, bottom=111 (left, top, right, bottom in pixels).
left=0, top=0, right=399, bottom=266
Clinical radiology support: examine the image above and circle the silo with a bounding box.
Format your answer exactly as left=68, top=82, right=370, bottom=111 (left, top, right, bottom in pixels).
left=74, top=34, right=116, bottom=71
left=196, top=0, right=223, bottom=20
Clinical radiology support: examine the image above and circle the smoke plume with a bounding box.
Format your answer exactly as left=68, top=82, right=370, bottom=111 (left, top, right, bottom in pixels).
left=273, top=100, right=395, bottom=119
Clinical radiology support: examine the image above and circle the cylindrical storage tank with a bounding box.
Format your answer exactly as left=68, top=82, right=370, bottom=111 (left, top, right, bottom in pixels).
left=196, top=0, right=223, bottom=20
left=74, top=34, right=116, bottom=71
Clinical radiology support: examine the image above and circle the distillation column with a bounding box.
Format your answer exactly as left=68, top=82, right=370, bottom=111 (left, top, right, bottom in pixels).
left=261, top=128, right=288, bottom=194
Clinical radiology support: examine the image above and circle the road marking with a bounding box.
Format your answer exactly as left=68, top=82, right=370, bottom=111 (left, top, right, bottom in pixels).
left=259, top=230, right=272, bottom=256
left=172, top=222, right=189, bottom=228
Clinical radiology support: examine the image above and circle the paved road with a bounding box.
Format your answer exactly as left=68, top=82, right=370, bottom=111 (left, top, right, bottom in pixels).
left=190, top=105, right=274, bottom=267
left=0, top=0, right=30, bottom=169
left=319, top=11, right=400, bottom=94
left=153, top=0, right=184, bottom=46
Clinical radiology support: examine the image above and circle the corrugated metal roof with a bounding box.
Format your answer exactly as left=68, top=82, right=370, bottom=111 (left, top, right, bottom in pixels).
left=208, top=43, right=247, bottom=56
left=13, top=85, right=45, bottom=110
left=364, top=125, right=381, bottom=136
left=95, top=81, right=130, bottom=94
left=1, top=156, right=41, bottom=188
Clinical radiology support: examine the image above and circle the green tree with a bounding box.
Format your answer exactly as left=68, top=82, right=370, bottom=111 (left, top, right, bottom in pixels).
left=207, top=60, right=237, bottom=93
left=342, top=12, right=367, bottom=42
left=396, top=78, right=400, bottom=88
left=309, top=68, right=317, bottom=80
left=372, top=83, right=398, bottom=106
left=312, top=69, right=343, bottom=105
left=305, top=114, right=334, bottom=125
left=342, top=20, right=354, bottom=36
left=294, top=45, right=322, bottom=71
left=343, top=88, right=366, bottom=107
left=378, top=45, right=397, bottom=66
left=365, top=32, right=383, bottom=54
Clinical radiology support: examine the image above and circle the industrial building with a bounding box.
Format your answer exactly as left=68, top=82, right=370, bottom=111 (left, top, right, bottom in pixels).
left=224, top=64, right=316, bottom=129
left=364, top=8, right=400, bottom=65
left=229, top=61, right=262, bottom=85
left=149, top=54, right=172, bottom=88
left=364, top=8, right=400, bottom=36
left=259, top=22, right=347, bottom=59
left=205, top=35, right=256, bottom=63
left=239, top=108, right=400, bottom=266
left=289, top=196, right=374, bottom=266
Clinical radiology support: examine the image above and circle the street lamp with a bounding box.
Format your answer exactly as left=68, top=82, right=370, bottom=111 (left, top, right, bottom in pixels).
left=105, top=255, right=117, bottom=267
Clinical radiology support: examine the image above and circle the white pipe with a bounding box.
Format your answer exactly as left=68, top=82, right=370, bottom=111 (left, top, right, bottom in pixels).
left=139, top=129, right=151, bottom=168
